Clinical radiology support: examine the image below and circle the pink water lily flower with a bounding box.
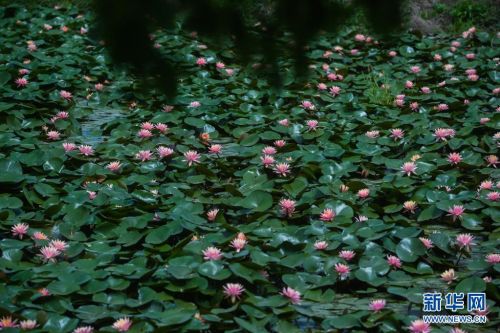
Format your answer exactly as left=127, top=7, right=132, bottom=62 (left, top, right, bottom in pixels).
left=369, top=299, right=386, bottom=312
left=206, top=208, right=219, bottom=221
left=79, top=145, right=94, bottom=156
left=485, top=253, right=500, bottom=264
left=11, top=223, right=29, bottom=239
left=387, top=255, right=402, bottom=269
left=390, top=128, right=404, bottom=140
left=409, top=319, right=431, bottom=333
left=231, top=238, right=247, bottom=252
left=19, top=320, right=38, bottom=330
left=441, top=268, right=456, bottom=284
left=223, top=283, right=245, bottom=303
left=339, top=250, right=356, bottom=261
left=40, top=246, right=60, bottom=262
left=320, top=208, right=335, bottom=222
left=112, top=317, right=132, bottom=332
left=15, top=77, right=28, bottom=87
left=419, top=237, right=434, bottom=249
left=357, top=188, right=370, bottom=199
left=279, top=198, right=296, bottom=217
left=261, top=155, right=275, bottom=167
left=281, top=287, right=301, bottom=304
left=208, top=144, right=222, bottom=154
left=202, top=247, right=222, bottom=261
left=447, top=152, right=462, bottom=165
left=63, top=142, right=76, bottom=152
left=60, top=90, right=72, bottom=100
left=73, top=326, right=94, bottom=333
left=157, top=146, right=174, bottom=158
left=183, top=150, right=200, bottom=166
left=487, top=191, right=500, bottom=201
left=135, top=150, right=152, bottom=162
left=106, top=161, right=121, bottom=172
left=47, top=131, right=60, bottom=140
left=447, top=205, right=465, bottom=221
left=262, top=146, right=277, bottom=155
left=314, top=241, right=328, bottom=250
left=274, top=163, right=291, bottom=177
left=137, top=129, right=152, bottom=139
left=334, top=263, right=350, bottom=279
left=456, top=233, right=474, bottom=251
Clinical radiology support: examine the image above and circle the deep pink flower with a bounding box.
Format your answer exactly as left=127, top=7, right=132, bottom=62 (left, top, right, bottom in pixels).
left=63, top=142, right=76, bottom=152
left=357, top=188, right=370, bottom=199
left=112, top=317, right=132, bottom=332
left=79, top=145, right=94, bottom=156
left=390, top=128, right=404, bottom=140
left=281, top=287, right=301, bottom=304
left=231, top=238, right=247, bottom=252
left=60, top=90, right=72, bottom=100
left=207, top=208, right=219, bottom=221
left=334, top=263, right=350, bottom=279
left=262, top=146, right=277, bottom=155
left=157, top=146, right=174, bottom=158
left=49, top=240, right=68, bottom=251
left=183, top=150, right=200, bottom=166
left=47, top=131, right=60, bottom=140
left=135, top=150, right=153, bottom=162
left=487, top=191, right=500, bottom=201
left=405, top=80, right=414, bottom=89
left=40, top=246, right=60, bottom=262
left=410, top=102, right=419, bottom=111
left=387, top=255, right=402, bottom=269
left=137, top=129, right=152, bottom=139
left=320, top=208, right=335, bottom=222
left=314, top=241, right=328, bottom=250
left=202, top=247, right=222, bottom=261
left=140, top=122, right=154, bottom=130
left=223, top=283, right=245, bottom=303
left=329, top=86, right=341, bottom=96
left=479, top=180, right=493, bottom=190
left=447, top=205, right=465, bottom=221
left=261, top=155, right=275, bottom=167
left=216, top=61, right=225, bottom=69
left=317, top=83, right=327, bottom=90
left=339, top=250, right=355, bottom=261
left=447, top=152, right=462, bottom=165
left=354, top=34, right=366, bottom=41
left=306, top=120, right=318, bottom=131
left=280, top=198, right=296, bottom=217
left=419, top=237, right=434, bottom=249
left=11, top=223, right=29, bottom=239
left=456, top=233, right=474, bottom=250
left=15, top=77, right=28, bottom=87
left=106, top=161, right=121, bottom=172
left=155, top=123, right=168, bottom=133
left=436, top=103, right=449, bottom=111
left=0, top=316, right=18, bottom=328
left=274, top=140, right=286, bottom=148
left=87, top=191, right=97, bottom=200
left=196, top=57, right=207, bottom=66
left=369, top=299, right=386, bottom=312
left=208, top=144, right=222, bottom=154
left=485, top=253, right=500, bottom=264
left=274, top=163, right=291, bottom=177
left=409, top=319, right=431, bottom=333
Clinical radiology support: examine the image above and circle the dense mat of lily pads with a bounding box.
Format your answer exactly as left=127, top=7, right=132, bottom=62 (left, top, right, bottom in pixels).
left=0, top=4, right=499, bottom=333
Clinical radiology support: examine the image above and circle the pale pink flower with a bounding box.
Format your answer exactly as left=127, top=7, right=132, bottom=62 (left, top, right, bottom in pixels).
left=438, top=80, right=447, bottom=87
left=327, top=72, right=337, bottom=80
left=278, top=119, right=290, bottom=127
left=433, top=128, right=455, bottom=141
left=340, top=184, right=349, bottom=192
left=33, top=231, right=48, bottom=240
left=354, top=34, right=366, bottom=41
left=369, top=299, right=386, bottom=312
left=207, top=208, right=219, bottom=221
left=261, top=155, right=275, bottom=167
left=301, top=101, right=315, bottom=110
left=447, top=205, right=465, bottom=221
left=73, top=326, right=94, bottom=333
left=388, top=51, right=397, bottom=57
left=436, top=103, right=449, bottom=111
left=335, top=263, right=350, bottom=279
left=410, top=66, right=421, bottom=73
left=79, top=145, right=94, bottom=156
left=485, top=253, right=500, bottom=264
left=421, top=87, right=431, bottom=94
left=225, top=68, right=234, bottom=76
left=11, top=223, right=29, bottom=239
left=456, top=234, right=474, bottom=250
left=87, top=191, right=96, bottom=200
left=223, top=283, right=245, bottom=303
left=38, top=288, right=50, bottom=296
left=60, top=90, right=72, bottom=100
left=47, top=131, right=60, bottom=140
left=357, top=188, right=370, bottom=199
left=487, top=191, right=500, bottom=201
left=480, top=117, right=490, bottom=124
left=433, top=54, right=442, bottom=61
left=157, top=146, right=174, bottom=158
left=365, top=130, right=379, bottom=138
left=137, top=129, right=152, bottom=139
left=183, top=150, right=200, bottom=166
left=40, top=246, right=60, bottom=262
left=447, top=152, right=462, bottom=165
left=94, top=83, right=104, bottom=91
left=306, top=120, right=318, bottom=131
left=196, top=57, right=207, bottom=66
left=106, top=161, right=121, bottom=172
left=441, top=269, right=457, bottom=284
left=155, top=123, right=168, bottom=133
left=27, top=43, right=37, bottom=52
left=468, top=74, right=479, bottom=81
left=355, top=215, right=368, bottom=222
left=202, top=247, right=222, bottom=261
left=20, top=319, right=38, bottom=330
left=350, top=49, right=359, bottom=55
left=390, top=128, right=404, bottom=140
left=274, top=163, right=291, bottom=177
left=409, top=319, right=431, bottom=333
left=140, top=122, right=154, bottom=130
left=163, top=105, right=174, bottom=112
left=281, top=287, right=301, bottom=304
left=262, top=146, right=277, bottom=155
left=317, top=83, right=327, bottom=90
left=320, top=208, right=335, bottom=222
left=314, top=241, right=328, bottom=250
left=216, top=61, right=225, bottom=69
left=208, top=144, right=222, bottom=154
left=63, top=142, right=76, bottom=152
left=387, top=255, right=402, bottom=269
left=443, top=64, right=454, bottom=72
left=405, top=80, right=414, bottom=89
left=465, top=68, right=476, bottom=75
left=49, top=239, right=68, bottom=251
left=15, top=77, right=28, bottom=87
left=419, top=237, right=434, bottom=249
left=280, top=198, right=296, bottom=217
left=401, top=162, right=417, bottom=176
left=19, top=69, right=30, bottom=75
left=493, top=87, right=500, bottom=95
left=0, top=316, right=18, bottom=328
left=189, top=101, right=201, bottom=108
left=479, top=180, right=493, bottom=190
left=274, top=140, right=286, bottom=148
left=486, top=155, right=498, bottom=167
left=112, top=317, right=132, bottom=332
left=403, top=200, right=418, bottom=213
left=338, top=250, right=355, bottom=261
left=394, top=98, right=405, bottom=107
left=56, top=111, right=69, bottom=120
left=135, top=150, right=153, bottom=162
left=410, top=102, right=419, bottom=111
left=329, top=86, right=341, bottom=95
left=231, top=238, right=247, bottom=252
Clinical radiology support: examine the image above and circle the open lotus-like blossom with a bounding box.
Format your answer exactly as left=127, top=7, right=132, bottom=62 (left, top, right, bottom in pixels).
left=79, top=145, right=94, bottom=156
left=441, top=268, right=457, bottom=284
left=401, top=162, right=417, bottom=176
left=320, top=208, right=335, bottom=221
left=38, top=288, right=50, bottom=296
left=196, top=57, right=207, bottom=66
left=329, top=86, right=341, bottom=95
left=135, top=150, right=152, bottom=162
left=0, top=316, right=18, bottom=328
left=403, top=200, right=418, bottom=213
left=157, top=146, right=174, bottom=158
left=206, top=208, right=219, bottom=221
left=261, top=155, right=275, bottom=167
left=73, top=326, right=94, bottom=333
left=317, top=83, right=327, bottom=90
left=390, top=128, right=404, bottom=140
left=433, top=128, right=455, bottom=141
left=137, top=129, right=152, bottom=139
left=487, top=191, right=500, bottom=201
left=155, top=123, right=168, bottom=133
left=281, top=287, right=301, bottom=304
left=365, top=130, right=379, bottom=138
left=388, top=50, right=397, bottom=57
left=11, top=223, right=29, bottom=239
left=387, top=255, right=402, bottom=269
left=486, top=155, right=498, bottom=168
left=223, top=283, right=245, bottom=303
left=306, top=120, right=318, bottom=131
left=410, top=66, right=421, bottom=73
left=479, top=180, right=493, bottom=190
left=47, top=130, right=60, bottom=140
left=405, top=80, right=414, bottom=88
left=231, top=238, right=247, bottom=252
left=106, top=161, right=121, bottom=172
left=279, top=198, right=296, bottom=217
left=15, top=77, right=28, bottom=87
left=262, top=146, right=277, bottom=155
left=112, top=317, right=132, bottom=332
left=314, top=241, right=328, bottom=250
left=274, top=163, right=291, bottom=177
left=456, top=233, right=475, bottom=251
left=189, top=101, right=201, bottom=108
left=63, top=142, right=76, bottom=152
left=301, top=101, right=315, bottom=110
left=140, top=122, right=154, bottom=130
left=357, top=188, right=370, bottom=199
left=334, top=263, right=350, bottom=279
left=339, top=250, right=355, bottom=261
left=419, top=237, right=434, bottom=249
left=216, top=61, right=225, bottom=69
left=50, top=239, right=68, bottom=251
left=369, top=299, right=386, bottom=312
left=208, top=144, right=222, bottom=154
left=33, top=231, right=48, bottom=240
left=40, top=246, right=60, bottom=262
left=485, top=253, right=500, bottom=264
left=421, top=86, right=431, bottom=94
left=274, top=140, right=286, bottom=148
left=183, top=150, right=201, bottom=166
left=20, top=319, right=38, bottom=330
left=408, top=319, right=431, bottom=333
left=60, top=90, right=72, bottom=100
left=447, top=152, right=462, bottom=165
left=278, top=119, right=290, bottom=126
left=202, top=247, right=222, bottom=261
left=447, top=205, right=465, bottom=221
